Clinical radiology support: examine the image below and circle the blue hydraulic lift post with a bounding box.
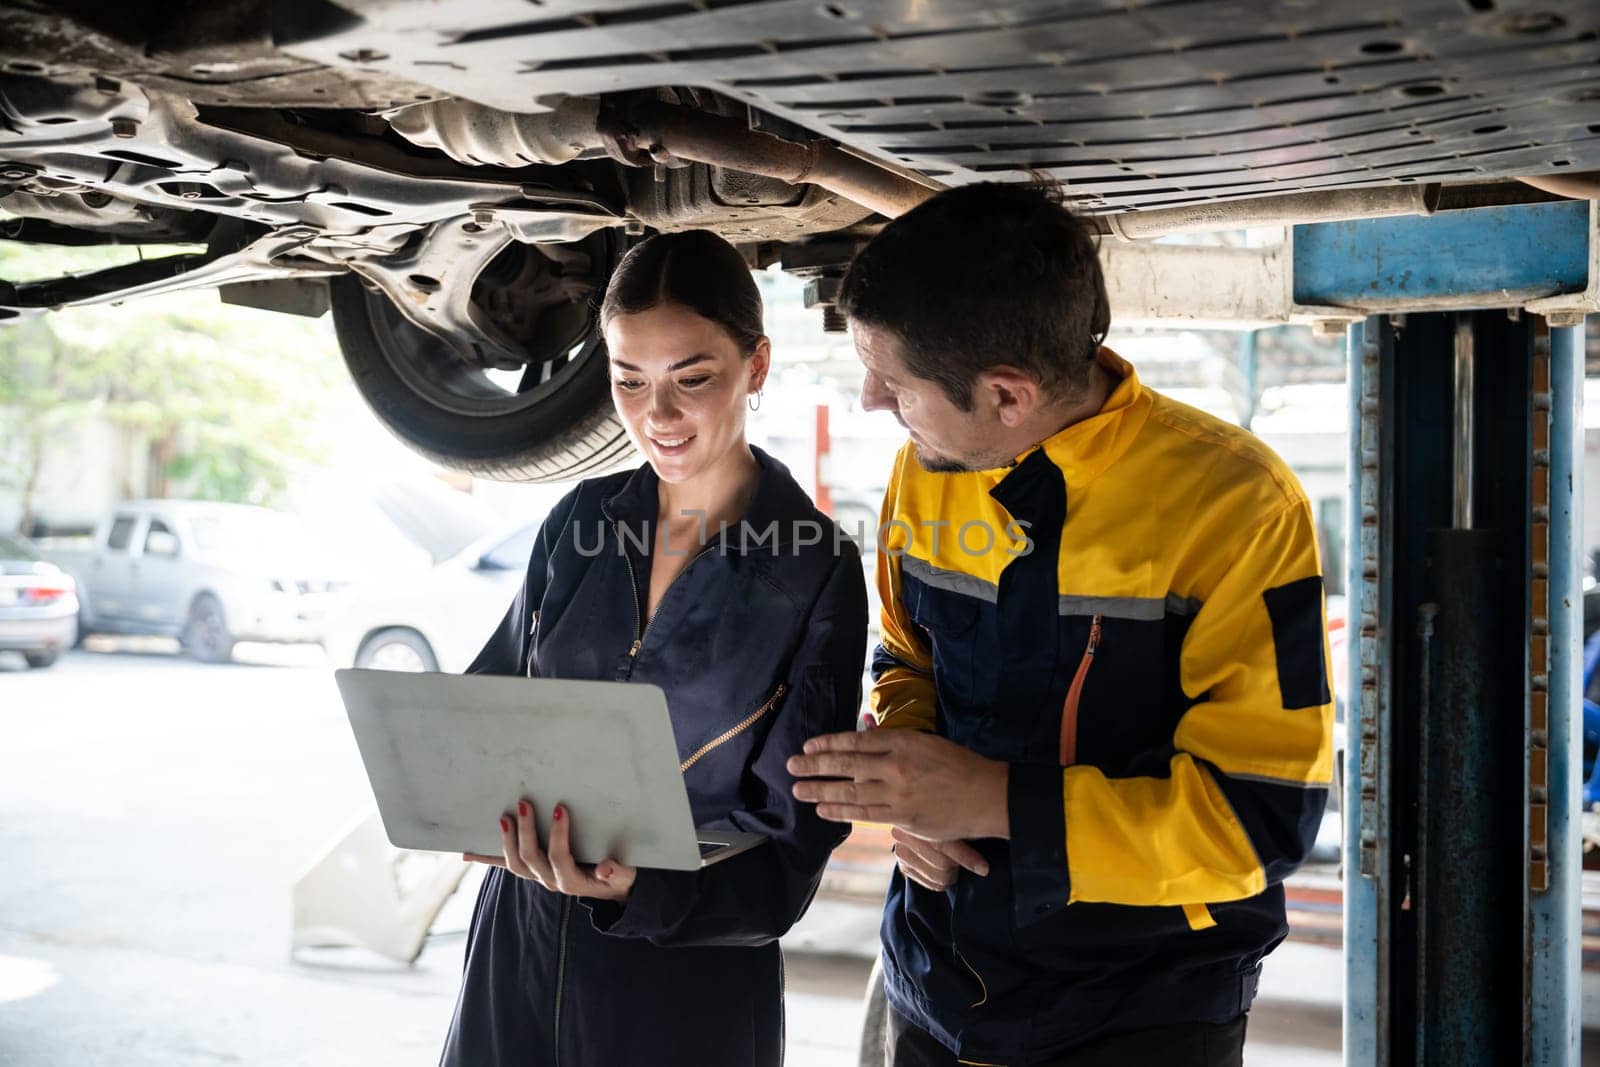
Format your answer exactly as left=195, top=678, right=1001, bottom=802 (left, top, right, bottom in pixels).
left=1532, top=321, right=1584, bottom=1064
left=1309, top=201, right=1594, bottom=1066
left=1343, top=316, right=1390, bottom=1067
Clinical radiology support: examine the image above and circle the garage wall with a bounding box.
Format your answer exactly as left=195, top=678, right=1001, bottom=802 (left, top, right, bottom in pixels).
left=0, top=415, right=146, bottom=534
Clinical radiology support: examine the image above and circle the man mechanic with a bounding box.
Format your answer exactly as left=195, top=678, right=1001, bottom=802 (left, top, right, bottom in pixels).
left=789, top=183, right=1335, bottom=1066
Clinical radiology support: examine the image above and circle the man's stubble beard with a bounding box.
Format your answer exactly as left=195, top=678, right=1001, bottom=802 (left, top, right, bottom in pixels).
left=913, top=442, right=1008, bottom=474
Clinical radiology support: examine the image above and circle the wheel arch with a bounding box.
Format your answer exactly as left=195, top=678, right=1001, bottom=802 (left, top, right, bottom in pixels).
left=355, top=624, right=439, bottom=668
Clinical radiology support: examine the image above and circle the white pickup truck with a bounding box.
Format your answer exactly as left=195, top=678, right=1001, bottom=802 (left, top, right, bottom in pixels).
left=40, top=500, right=343, bottom=663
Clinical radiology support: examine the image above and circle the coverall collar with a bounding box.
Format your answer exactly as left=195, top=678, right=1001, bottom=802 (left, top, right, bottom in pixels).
left=1007, top=346, right=1150, bottom=489
left=599, top=444, right=817, bottom=554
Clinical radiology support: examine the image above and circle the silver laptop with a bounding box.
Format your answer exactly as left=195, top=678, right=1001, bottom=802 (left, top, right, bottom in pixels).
left=334, top=668, right=766, bottom=870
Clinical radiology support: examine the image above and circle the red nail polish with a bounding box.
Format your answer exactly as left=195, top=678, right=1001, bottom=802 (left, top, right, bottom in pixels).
left=518, top=800, right=529, bottom=817
left=553, top=806, right=564, bottom=822
left=499, top=816, right=510, bottom=832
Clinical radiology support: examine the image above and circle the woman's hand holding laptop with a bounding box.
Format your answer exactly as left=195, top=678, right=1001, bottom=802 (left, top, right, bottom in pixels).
left=463, top=797, right=638, bottom=903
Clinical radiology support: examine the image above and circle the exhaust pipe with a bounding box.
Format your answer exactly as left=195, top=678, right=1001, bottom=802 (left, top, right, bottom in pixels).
left=388, top=95, right=940, bottom=220
left=387, top=96, right=603, bottom=167
left=1103, top=183, right=1441, bottom=240
left=600, top=99, right=938, bottom=220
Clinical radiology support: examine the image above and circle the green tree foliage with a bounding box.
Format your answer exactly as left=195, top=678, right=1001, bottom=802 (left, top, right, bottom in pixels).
left=0, top=243, right=342, bottom=531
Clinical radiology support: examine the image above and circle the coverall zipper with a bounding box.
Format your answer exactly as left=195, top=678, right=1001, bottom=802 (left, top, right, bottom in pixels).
left=553, top=895, right=572, bottom=1066
left=617, top=521, right=716, bottom=671
left=1058, top=615, right=1103, bottom=766
left=955, top=944, right=991, bottom=1009
left=525, top=610, right=540, bottom=678
left=679, top=682, right=788, bottom=772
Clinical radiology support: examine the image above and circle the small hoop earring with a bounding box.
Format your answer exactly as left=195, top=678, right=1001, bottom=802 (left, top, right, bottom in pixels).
left=748, top=390, right=763, bottom=412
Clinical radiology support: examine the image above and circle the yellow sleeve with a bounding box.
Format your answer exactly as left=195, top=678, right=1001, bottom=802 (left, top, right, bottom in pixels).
left=868, top=452, right=937, bottom=733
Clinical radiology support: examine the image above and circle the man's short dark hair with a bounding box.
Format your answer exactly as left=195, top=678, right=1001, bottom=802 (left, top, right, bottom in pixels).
left=838, top=183, right=1110, bottom=410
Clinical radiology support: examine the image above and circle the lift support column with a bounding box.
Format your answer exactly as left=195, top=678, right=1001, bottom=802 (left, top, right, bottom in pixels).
left=1308, top=201, right=1595, bottom=1065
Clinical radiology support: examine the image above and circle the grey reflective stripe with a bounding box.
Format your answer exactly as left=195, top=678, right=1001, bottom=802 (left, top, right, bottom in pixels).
left=902, top=555, right=999, bottom=604
left=1057, top=592, right=1204, bottom=620
left=1167, top=592, right=1204, bottom=617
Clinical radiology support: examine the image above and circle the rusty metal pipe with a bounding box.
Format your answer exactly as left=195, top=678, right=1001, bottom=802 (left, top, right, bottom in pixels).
left=1105, top=183, right=1441, bottom=240
left=1518, top=171, right=1600, bottom=200
left=614, top=101, right=936, bottom=219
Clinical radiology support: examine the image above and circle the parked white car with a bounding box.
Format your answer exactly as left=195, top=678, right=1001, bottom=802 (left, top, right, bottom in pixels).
left=0, top=533, right=80, bottom=668
left=40, top=500, right=343, bottom=662
left=324, top=522, right=539, bottom=675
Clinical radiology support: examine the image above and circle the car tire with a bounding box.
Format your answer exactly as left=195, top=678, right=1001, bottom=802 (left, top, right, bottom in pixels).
left=329, top=230, right=636, bottom=483
left=23, top=650, right=58, bottom=669
left=184, top=594, right=235, bottom=664
left=355, top=627, right=440, bottom=673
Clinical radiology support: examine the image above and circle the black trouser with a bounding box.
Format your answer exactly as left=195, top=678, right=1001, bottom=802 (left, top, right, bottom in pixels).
left=886, top=1007, right=1247, bottom=1067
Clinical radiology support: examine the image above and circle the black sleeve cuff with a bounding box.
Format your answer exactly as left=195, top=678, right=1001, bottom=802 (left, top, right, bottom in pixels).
left=1007, top=762, right=1071, bottom=929
left=582, top=868, right=694, bottom=939
left=582, top=896, right=625, bottom=932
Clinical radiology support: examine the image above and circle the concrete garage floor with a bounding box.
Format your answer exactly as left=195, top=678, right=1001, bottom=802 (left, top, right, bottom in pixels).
left=0, top=645, right=1379, bottom=1065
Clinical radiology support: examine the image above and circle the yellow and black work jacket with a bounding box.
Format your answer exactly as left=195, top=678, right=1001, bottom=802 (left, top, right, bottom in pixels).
left=871, top=349, right=1334, bottom=1064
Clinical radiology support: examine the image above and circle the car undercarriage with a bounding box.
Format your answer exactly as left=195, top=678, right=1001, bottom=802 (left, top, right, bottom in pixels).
left=2, top=0, right=1598, bottom=478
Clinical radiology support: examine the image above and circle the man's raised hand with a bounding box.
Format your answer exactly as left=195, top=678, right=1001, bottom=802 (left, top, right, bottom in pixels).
left=787, top=729, right=1010, bottom=842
